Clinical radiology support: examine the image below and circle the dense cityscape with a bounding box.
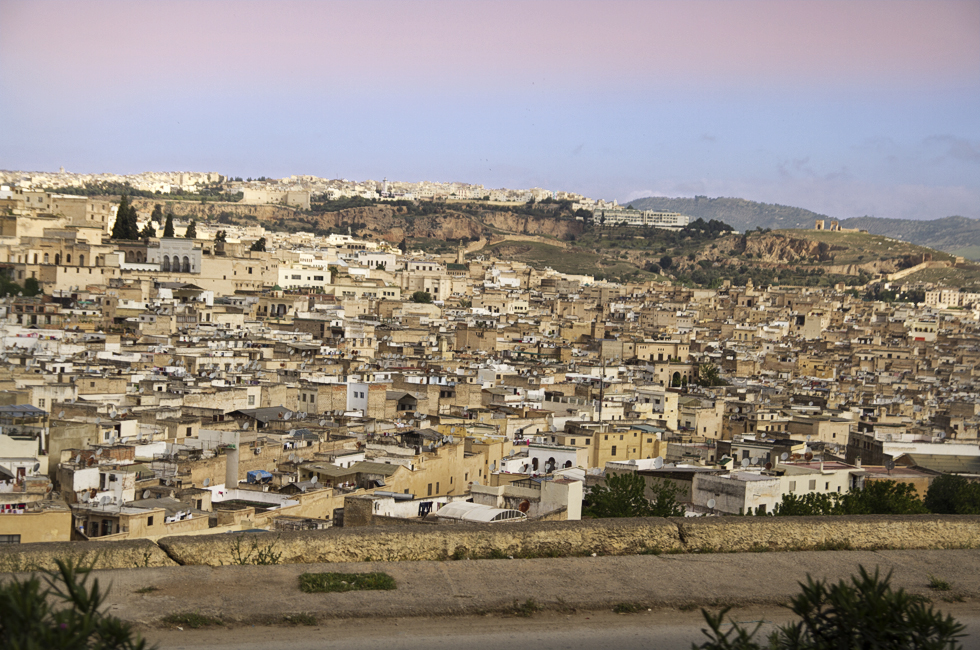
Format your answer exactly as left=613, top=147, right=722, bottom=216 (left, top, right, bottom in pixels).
left=1, top=170, right=978, bottom=548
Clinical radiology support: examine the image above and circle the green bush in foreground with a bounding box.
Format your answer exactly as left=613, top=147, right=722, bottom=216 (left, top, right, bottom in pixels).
left=695, top=566, right=964, bottom=650
left=298, top=571, right=396, bottom=593
left=0, top=558, right=152, bottom=649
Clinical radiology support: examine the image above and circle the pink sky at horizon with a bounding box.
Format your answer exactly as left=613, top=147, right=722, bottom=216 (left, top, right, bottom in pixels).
left=3, top=0, right=978, bottom=92
left=2, top=1, right=978, bottom=220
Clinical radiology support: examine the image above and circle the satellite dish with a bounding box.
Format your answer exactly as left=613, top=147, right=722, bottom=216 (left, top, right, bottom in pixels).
left=95, top=417, right=101, bottom=424
left=203, top=478, right=210, bottom=487
left=142, top=490, right=151, bottom=499
left=32, top=463, right=40, bottom=473
left=310, top=475, right=317, bottom=484
left=780, top=453, right=789, bottom=461
left=740, top=458, right=750, bottom=467
left=804, top=452, right=814, bottom=461
left=319, top=420, right=327, bottom=426
left=241, top=421, right=249, bottom=430
left=653, top=457, right=664, bottom=469
left=885, top=459, right=895, bottom=471
left=58, top=410, right=65, bottom=418
left=764, top=462, right=772, bottom=470
left=74, top=455, right=81, bottom=464
left=707, top=498, right=716, bottom=509
left=284, top=412, right=292, bottom=420
left=95, top=448, right=103, bottom=456
left=80, top=493, right=89, bottom=503
left=100, top=496, right=111, bottom=506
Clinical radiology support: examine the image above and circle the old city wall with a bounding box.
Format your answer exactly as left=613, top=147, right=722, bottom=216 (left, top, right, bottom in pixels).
left=3, top=515, right=979, bottom=571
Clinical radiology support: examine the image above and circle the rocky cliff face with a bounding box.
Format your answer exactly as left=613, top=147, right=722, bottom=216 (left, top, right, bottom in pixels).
left=132, top=200, right=584, bottom=243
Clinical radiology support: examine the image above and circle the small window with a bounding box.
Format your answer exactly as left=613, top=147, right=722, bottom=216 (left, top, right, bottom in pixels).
left=789, top=481, right=796, bottom=492
left=809, top=480, right=817, bottom=490
left=186, top=427, right=192, bottom=436
left=147, top=516, right=154, bottom=526
left=611, top=445, right=617, bottom=456
left=0, top=534, right=21, bottom=544
left=427, top=483, right=432, bottom=496
left=436, top=482, right=440, bottom=493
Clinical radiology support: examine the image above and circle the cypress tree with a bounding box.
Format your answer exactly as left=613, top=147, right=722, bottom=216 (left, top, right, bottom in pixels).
left=111, top=195, right=139, bottom=240
left=185, top=220, right=197, bottom=239
left=163, top=213, right=175, bottom=238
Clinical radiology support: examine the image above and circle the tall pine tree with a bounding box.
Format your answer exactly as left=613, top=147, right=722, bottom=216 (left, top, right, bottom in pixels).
left=163, top=213, right=175, bottom=238
left=185, top=220, right=197, bottom=238
left=111, top=195, right=139, bottom=240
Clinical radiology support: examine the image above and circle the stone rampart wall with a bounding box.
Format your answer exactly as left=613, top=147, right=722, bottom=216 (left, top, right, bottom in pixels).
left=2, top=515, right=978, bottom=571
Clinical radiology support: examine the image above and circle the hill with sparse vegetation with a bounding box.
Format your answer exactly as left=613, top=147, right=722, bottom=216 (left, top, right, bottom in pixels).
left=626, top=196, right=830, bottom=232
left=839, top=215, right=980, bottom=260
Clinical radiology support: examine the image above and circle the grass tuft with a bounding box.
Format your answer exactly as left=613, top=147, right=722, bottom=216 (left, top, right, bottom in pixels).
left=928, top=575, right=952, bottom=592
left=613, top=602, right=643, bottom=614
left=282, top=613, right=318, bottom=626
left=299, top=572, right=396, bottom=593
left=511, top=597, right=540, bottom=617
left=161, top=612, right=222, bottom=629
left=135, top=586, right=159, bottom=594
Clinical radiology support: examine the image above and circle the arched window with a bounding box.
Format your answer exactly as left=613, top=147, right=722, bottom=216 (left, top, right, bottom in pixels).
left=54, top=254, right=61, bottom=265
left=126, top=251, right=134, bottom=263
left=66, top=254, right=71, bottom=264
left=32, top=254, right=37, bottom=264
left=79, top=254, right=84, bottom=267
left=43, top=253, right=49, bottom=264
left=162, top=256, right=170, bottom=272
left=137, top=252, right=144, bottom=263
left=182, top=256, right=191, bottom=273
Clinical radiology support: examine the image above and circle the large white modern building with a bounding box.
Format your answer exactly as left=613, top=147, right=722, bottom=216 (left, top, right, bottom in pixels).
left=592, top=208, right=689, bottom=230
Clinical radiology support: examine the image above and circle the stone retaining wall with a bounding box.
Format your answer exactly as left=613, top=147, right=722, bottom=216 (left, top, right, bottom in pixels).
left=3, top=515, right=979, bottom=571
left=0, top=539, right=176, bottom=572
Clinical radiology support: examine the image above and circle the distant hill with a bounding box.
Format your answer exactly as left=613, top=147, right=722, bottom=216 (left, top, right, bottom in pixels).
left=626, top=196, right=829, bottom=232
left=838, top=216, right=980, bottom=260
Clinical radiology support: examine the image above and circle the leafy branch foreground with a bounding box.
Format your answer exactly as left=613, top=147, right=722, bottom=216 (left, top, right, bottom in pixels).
left=696, top=566, right=965, bottom=650
left=0, top=558, right=152, bottom=650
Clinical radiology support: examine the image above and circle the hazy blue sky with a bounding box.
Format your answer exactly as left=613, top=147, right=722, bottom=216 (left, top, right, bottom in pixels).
left=1, top=0, right=978, bottom=220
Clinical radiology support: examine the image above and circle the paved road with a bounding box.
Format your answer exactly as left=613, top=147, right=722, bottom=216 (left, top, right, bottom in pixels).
left=146, top=607, right=980, bottom=650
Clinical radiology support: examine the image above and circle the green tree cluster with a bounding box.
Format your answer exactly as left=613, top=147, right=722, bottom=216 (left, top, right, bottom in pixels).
left=696, top=362, right=727, bottom=387
left=185, top=220, right=197, bottom=239
left=250, top=237, right=267, bottom=252
left=411, top=291, right=432, bottom=304
left=923, top=474, right=980, bottom=515
left=584, top=472, right=684, bottom=518
left=768, top=480, right=929, bottom=516
left=214, top=230, right=227, bottom=243
left=110, top=196, right=140, bottom=240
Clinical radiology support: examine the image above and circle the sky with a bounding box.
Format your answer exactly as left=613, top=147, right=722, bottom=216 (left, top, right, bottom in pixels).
left=1, top=0, right=979, bottom=220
